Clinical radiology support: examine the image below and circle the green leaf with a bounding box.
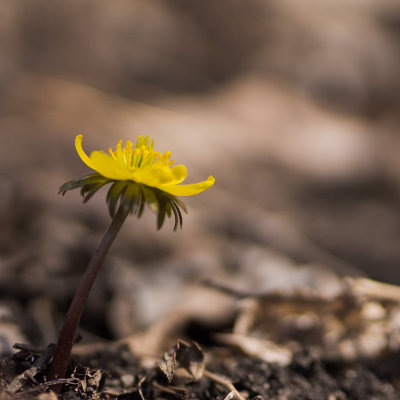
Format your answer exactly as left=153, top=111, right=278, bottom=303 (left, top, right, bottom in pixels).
left=82, top=181, right=109, bottom=203
left=59, top=173, right=106, bottom=195
left=106, top=181, right=128, bottom=217
left=121, top=183, right=141, bottom=214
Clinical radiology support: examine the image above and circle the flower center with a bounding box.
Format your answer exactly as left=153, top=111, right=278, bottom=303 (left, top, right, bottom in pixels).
left=109, top=136, right=175, bottom=170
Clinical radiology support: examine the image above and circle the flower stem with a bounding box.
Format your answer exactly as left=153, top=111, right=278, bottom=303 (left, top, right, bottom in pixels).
left=48, top=203, right=130, bottom=393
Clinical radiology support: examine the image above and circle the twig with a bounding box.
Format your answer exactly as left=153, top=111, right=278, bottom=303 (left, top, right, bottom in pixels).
left=138, top=376, right=147, bottom=400
left=13, top=343, right=47, bottom=353
left=204, top=369, right=246, bottom=400
left=203, top=278, right=353, bottom=310
left=345, top=277, right=400, bottom=302
left=153, top=381, right=187, bottom=395
left=12, top=378, right=81, bottom=399
left=7, top=344, right=55, bottom=394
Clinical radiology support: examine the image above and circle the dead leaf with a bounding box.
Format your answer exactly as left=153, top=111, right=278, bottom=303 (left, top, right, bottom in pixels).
left=157, top=340, right=205, bottom=384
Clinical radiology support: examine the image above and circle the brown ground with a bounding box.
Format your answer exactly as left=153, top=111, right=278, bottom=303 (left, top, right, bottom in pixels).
left=1, top=1, right=400, bottom=398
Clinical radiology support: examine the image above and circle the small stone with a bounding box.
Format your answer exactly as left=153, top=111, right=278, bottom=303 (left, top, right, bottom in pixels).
left=38, top=392, right=58, bottom=400
left=360, top=302, right=386, bottom=320
left=120, top=374, right=135, bottom=388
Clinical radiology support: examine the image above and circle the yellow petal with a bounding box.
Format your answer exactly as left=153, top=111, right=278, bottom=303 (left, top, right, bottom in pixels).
left=90, top=151, right=134, bottom=181
left=170, top=165, right=187, bottom=184
left=131, top=166, right=170, bottom=186
left=159, top=176, right=215, bottom=196
left=132, top=164, right=187, bottom=186
left=75, top=135, right=98, bottom=170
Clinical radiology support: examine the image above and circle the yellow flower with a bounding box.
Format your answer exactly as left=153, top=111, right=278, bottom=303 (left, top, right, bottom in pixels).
left=59, top=135, right=215, bottom=230
left=75, top=135, right=214, bottom=196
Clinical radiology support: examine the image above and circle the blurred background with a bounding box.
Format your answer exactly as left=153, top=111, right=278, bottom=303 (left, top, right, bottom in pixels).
left=1, top=0, right=400, bottom=347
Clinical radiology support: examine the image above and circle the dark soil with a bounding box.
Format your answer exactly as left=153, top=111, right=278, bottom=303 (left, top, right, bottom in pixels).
left=2, top=342, right=400, bottom=399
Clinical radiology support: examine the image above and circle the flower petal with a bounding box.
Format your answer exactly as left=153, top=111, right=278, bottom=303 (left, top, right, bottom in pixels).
left=159, top=176, right=215, bottom=196
left=75, top=135, right=98, bottom=170
left=170, top=165, right=187, bottom=184
left=90, top=151, right=134, bottom=181
left=132, top=164, right=187, bottom=186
